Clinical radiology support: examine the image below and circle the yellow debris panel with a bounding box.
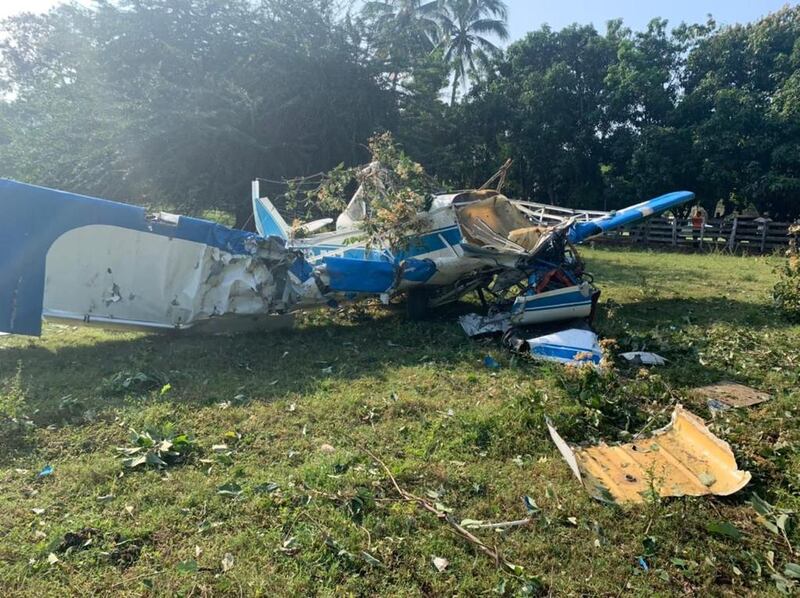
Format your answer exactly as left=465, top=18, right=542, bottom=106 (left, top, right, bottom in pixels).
left=547, top=405, right=751, bottom=504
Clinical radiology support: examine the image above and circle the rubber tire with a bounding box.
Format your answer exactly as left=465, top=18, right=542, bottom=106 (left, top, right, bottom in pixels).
left=406, top=288, right=431, bottom=321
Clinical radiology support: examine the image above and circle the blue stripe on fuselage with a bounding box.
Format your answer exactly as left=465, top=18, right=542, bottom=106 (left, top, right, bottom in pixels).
left=517, top=289, right=587, bottom=310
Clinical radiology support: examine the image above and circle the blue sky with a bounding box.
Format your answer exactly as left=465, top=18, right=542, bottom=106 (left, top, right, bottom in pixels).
left=504, top=0, right=795, bottom=42
left=0, top=0, right=795, bottom=36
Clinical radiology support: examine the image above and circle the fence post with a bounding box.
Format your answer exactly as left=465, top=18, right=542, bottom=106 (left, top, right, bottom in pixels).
left=728, top=217, right=738, bottom=252
left=671, top=219, right=677, bottom=247
left=699, top=217, right=706, bottom=249
left=760, top=221, right=768, bottom=253
left=644, top=220, right=651, bottom=246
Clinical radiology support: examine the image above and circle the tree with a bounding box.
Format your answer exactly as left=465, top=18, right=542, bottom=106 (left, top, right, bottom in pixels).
left=0, top=0, right=396, bottom=226
left=361, top=0, right=441, bottom=91
left=435, top=0, right=508, bottom=104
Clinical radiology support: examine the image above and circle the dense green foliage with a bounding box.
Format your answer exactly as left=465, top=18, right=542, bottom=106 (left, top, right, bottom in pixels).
left=1, top=1, right=799, bottom=222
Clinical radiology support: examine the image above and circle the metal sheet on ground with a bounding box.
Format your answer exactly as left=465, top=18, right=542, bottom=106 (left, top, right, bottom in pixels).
left=548, top=405, right=751, bottom=504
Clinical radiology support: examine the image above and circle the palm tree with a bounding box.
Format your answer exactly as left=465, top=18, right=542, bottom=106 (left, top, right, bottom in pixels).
left=435, top=0, right=509, bottom=103
left=362, top=1, right=441, bottom=88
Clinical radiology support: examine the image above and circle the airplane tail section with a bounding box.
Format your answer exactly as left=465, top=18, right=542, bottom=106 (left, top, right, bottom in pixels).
left=251, top=180, right=291, bottom=240
left=567, top=191, right=695, bottom=244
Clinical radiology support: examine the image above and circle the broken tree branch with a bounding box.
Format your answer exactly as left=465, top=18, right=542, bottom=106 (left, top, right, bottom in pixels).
left=465, top=518, right=532, bottom=530
left=354, top=441, right=518, bottom=571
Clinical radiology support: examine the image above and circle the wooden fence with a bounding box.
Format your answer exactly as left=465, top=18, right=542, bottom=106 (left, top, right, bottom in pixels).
left=594, top=217, right=793, bottom=254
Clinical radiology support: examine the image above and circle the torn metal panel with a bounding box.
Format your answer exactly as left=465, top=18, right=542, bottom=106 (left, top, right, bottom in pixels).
left=510, top=283, right=595, bottom=326
left=43, top=226, right=285, bottom=329
left=0, top=178, right=294, bottom=335
left=548, top=405, right=751, bottom=504
left=527, top=328, right=603, bottom=367
left=620, top=352, right=667, bottom=366
left=458, top=312, right=511, bottom=337
left=692, top=382, right=771, bottom=410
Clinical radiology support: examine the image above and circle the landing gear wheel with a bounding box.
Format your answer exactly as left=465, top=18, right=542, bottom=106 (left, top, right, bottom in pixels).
left=406, top=288, right=432, bottom=321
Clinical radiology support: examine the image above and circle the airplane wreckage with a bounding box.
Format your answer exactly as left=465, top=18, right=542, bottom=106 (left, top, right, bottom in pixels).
left=1, top=164, right=767, bottom=505
left=0, top=165, right=695, bottom=338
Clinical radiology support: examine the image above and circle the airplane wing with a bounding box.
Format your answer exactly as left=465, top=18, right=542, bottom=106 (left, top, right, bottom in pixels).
left=567, top=191, right=695, bottom=244
left=0, top=179, right=295, bottom=336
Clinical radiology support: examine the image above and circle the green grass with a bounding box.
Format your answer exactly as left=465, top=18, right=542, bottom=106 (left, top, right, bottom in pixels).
left=1, top=246, right=799, bottom=596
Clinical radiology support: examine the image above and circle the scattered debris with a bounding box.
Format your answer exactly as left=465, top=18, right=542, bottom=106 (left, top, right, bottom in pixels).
left=483, top=355, right=500, bottom=369
left=691, top=382, right=771, bottom=411
left=355, top=441, right=520, bottom=571
left=37, top=465, right=53, bottom=478
left=521, top=328, right=603, bottom=367
left=547, top=404, right=751, bottom=503
left=217, top=482, right=243, bottom=498
left=432, top=556, right=449, bottom=572
left=221, top=552, right=235, bottom=573
left=458, top=312, right=510, bottom=337
left=620, top=352, right=667, bottom=366
left=57, top=528, right=101, bottom=553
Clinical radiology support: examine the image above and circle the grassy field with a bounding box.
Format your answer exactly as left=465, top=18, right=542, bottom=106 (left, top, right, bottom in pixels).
left=1, top=246, right=799, bottom=596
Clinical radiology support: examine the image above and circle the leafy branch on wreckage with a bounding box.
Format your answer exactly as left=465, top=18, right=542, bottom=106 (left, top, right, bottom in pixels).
left=283, top=132, right=437, bottom=250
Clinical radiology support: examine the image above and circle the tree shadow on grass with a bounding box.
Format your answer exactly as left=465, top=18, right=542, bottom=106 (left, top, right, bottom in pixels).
left=0, top=303, right=480, bottom=429
left=0, top=292, right=782, bottom=464
left=600, top=296, right=783, bottom=329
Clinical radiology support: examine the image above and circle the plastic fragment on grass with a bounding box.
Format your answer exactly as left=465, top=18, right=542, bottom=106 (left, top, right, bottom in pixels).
left=458, top=312, right=511, bottom=337
left=483, top=355, right=500, bottom=369
left=620, top=352, right=667, bottom=366
left=527, top=328, right=603, bottom=367
left=37, top=465, right=53, bottom=478
left=691, top=382, right=771, bottom=411
left=547, top=404, right=751, bottom=504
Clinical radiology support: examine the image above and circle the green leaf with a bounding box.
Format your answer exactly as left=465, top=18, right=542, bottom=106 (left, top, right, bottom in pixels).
left=749, top=493, right=774, bottom=517
left=434, top=501, right=453, bottom=513
left=172, top=434, right=191, bottom=449
left=705, top=520, right=743, bottom=540
left=217, top=483, right=243, bottom=498
left=254, top=482, right=280, bottom=494
left=361, top=551, right=385, bottom=568
left=784, top=563, right=800, bottom=579
left=776, top=513, right=790, bottom=535
left=176, top=559, right=198, bottom=573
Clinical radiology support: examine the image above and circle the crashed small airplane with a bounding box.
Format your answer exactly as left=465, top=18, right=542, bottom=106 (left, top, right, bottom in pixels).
left=0, top=169, right=694, bottom=336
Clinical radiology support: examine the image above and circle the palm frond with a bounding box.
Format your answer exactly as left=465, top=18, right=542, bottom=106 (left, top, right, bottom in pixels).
left=468, top=17, right=508, bottom=40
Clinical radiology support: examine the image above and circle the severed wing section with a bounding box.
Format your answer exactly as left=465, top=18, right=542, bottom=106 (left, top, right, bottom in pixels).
left=0, top=179, right=294, bottom=336
left=567, top=191, right=695, bottom=244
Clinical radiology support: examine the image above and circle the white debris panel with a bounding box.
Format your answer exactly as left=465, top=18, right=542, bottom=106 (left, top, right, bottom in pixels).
left=43, top=225, right=295, bottom=330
